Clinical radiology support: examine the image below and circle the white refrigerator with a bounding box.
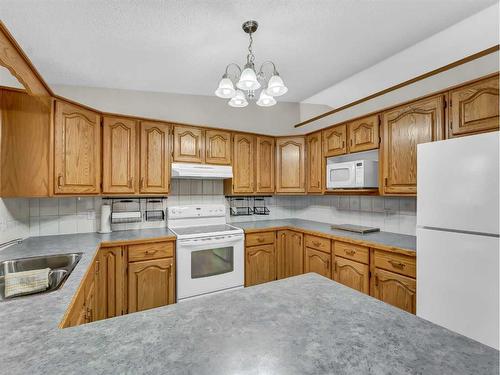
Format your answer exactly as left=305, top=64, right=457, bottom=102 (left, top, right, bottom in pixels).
left=417, top=131, right=499, bottom=350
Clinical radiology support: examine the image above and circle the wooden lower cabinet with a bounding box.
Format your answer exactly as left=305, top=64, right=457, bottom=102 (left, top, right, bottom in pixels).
left=333, top=256, right=369, bottom=294
left=304, top=247, right=331, bottom=278
left=61, top=239, right=176, bottom=328
left=371, top=268, right=416, bottom=314
left=276, top=230, right=304, bottom=279
left=245, top=243, right=276, bottom=287
left=128, top=257, right=175, bottom=313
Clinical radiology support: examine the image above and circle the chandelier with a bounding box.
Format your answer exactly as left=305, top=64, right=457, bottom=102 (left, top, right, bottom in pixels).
left=215, top=20, right=288, bottom=107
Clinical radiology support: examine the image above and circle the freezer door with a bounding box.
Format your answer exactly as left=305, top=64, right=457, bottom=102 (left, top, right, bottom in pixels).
left=417, top=131, right=499, bottom=235
left=417, top=228, right=499, bottom=349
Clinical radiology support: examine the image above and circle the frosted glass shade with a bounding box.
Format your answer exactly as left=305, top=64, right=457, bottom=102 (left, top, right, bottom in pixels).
left=265, top=74, right=288, bottom=97
left=228, top=90, right=248, bottom=107
left=256, top=91, right=276, bottom=107
left=236, top=68, right=261, bottom=90
left=215, top=77, right=236, bottom=98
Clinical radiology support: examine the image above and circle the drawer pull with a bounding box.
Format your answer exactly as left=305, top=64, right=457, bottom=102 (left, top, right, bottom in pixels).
left=345, top=249, right=356, bottom=256
left=388, top=260, right=406, bottom=269
left=145, top=250, right=158, bottom=255
left=57, top=174, right=63, bottom=188
left=375, top=275, right=379, bottom=286
left=334, top=261, right=338, bottom=273
left=313, top=241, right=322, bottom=247
left=257, top=237, right=265, bottom=243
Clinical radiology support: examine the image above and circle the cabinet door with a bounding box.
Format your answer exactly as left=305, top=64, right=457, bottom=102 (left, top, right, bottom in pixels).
left=245, top=244, right=276, bottom=286
left=277, top=230, right=304, bottom=279
left=306, top=131, right=323, bottom=193
left=348, top=114, right=379, bottom=153
left=304, top=247, right=331, bottom=278
left=140, top=121, right=170, bottom=194
left=276, top=137, right=306, bottom=193
left=205, top=129, right=231, bottom=165
left=333, top=256, right=369, bottom=294
left=62, top=287, right=86, bottom=328
left=128, top=257, right=175, bottom=313
left=54, top=101, right=101, bottom=194
left=255, top=136, right=275, bottom=193
left=102, top=116, right=138, bottom=194
left=323, top=124, right=347, bottom=157
left=173, top=126, right=203, bottom=163
left=381, top=95, right=444, bottom=195
left=372, top=268, right=416, bottom=314
left=96, top=247, right=126, bottom=320
left=232, top=133, right=255, bottom=193
left=449, top=75, right=499, bottom=137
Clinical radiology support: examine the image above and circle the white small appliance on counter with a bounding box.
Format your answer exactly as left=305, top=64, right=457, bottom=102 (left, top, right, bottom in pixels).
left=326, top=159, right=378, bottom=189
left=167, top=204, right=244, bottom=302
left=417, top=131, right=499, bottom=350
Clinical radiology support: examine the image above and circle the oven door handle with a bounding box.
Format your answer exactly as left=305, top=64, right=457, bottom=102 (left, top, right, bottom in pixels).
left=179, top=237, right=243, bottom=248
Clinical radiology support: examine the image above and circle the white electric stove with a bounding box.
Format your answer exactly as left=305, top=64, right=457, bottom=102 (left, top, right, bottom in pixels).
left=167, top=204, right=244, bottom=301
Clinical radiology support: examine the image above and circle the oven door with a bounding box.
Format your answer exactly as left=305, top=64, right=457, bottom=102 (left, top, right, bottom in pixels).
left=327, top=162, right=356, bottom=188
left=176, top=234, right=244, bottom=301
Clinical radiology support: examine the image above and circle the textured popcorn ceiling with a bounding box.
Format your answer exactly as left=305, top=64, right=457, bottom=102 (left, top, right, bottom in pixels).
left=0, top=0, right=496, bottom=102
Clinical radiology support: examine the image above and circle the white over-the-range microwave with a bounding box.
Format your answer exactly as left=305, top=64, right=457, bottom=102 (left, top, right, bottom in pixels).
left=326, top=159, right=378, bottom=189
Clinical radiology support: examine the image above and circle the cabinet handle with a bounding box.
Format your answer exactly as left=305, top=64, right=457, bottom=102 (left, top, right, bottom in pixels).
left=257, top=237, right=265, bottom=243
left=140, top=177, right=144, bottom=189
left=57, top=174, right=63, bottom=188
left=345, top=249, right=356, bottom=256
left=313, top=241, right=321, bottom=247
left=86, top=307, right=92, bottom=322
left=326, top=259, right=330, bottom=269
left=95, top=260, right=100, bottom=275
left=375, top=275, right=379, bottom=287
left=350, top=139, right=353, bottom=146
left=384, top=177, right=388, bottom=186
left=128, top=178, right=133, bottom=188
left=145, top=249, right=158, bottom=255
left=388, top=260, right=406, bottom=269
left=342, top=141, right=345, bottom=148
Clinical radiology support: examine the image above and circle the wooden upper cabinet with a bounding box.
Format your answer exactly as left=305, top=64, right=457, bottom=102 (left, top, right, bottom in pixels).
left=53, top=101, right=101, bottom=195
left=255, top=136, right=275, bottom=193
left=381, top=95, right=444, bottom=195
left=448, top=75, right=499, bottom=138
left=333, top=257, right=369, bottom=294
left=205, top=129, right=231, bottom=165
left=276, top=137, right=306, bottom=194
left=232, top=133, right=255, bottom=193
left=348, top=114, right=380, bottom=153
left=128, top=257, right=175, bottom=313
left=140, top=121, right=170, bottom=194
left=102, top=116, right=138, bottom=194
left=323, top=124, right=347, bottom=157
left=306, top=131, right=323, bottom=193
left=372, top=268, right=416, bottom=314
left=173, top=125, right=203, bottom=163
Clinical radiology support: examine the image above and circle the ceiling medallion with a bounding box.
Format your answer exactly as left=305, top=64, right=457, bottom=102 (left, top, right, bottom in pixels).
left=215, top=20, right=288, bottom=108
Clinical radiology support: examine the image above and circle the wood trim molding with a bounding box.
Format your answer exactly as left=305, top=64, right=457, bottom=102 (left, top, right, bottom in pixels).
left=295, top=45, right=500, bottom=128
left=0, top=21, right=53, bottom=97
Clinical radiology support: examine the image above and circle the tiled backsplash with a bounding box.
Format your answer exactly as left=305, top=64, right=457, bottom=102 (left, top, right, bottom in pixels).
left=0, top=181, right=417, bottom=245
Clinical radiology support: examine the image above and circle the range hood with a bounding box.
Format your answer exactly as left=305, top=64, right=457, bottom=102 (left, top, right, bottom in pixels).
left=171, top=162, right=233, bottom=179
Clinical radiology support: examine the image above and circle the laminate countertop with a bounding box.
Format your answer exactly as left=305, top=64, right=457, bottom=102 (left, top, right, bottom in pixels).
left=0, top=229, right=497, bottom=374
left=233, top=219, right=417, bottom=254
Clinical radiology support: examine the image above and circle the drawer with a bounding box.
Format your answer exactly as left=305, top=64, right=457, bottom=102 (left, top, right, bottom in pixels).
left=128, top=241, right=174, bottom=262
left=246, top=232, right=275, bottom=247
left=334, top=241, right=369, bottom=264
left=304, top=235, right=331, bottom=253
left=374, top=250, right=416, bottom=278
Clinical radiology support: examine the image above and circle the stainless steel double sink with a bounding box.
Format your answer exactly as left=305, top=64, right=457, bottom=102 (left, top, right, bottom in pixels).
left=0, top=253, right=82, bottom=301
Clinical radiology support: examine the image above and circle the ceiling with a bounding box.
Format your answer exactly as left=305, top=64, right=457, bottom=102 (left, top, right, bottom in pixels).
left=0, top=0, right=496, bottom=102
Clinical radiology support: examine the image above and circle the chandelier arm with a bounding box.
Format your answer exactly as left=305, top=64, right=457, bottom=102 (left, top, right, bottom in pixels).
left=224, top=63, right=243, bottom=82
left=257, top=61, right=278, bottom=80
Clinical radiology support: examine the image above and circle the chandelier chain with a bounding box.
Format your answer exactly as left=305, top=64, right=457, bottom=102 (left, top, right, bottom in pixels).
left=247, top=32, right=255, bottom=64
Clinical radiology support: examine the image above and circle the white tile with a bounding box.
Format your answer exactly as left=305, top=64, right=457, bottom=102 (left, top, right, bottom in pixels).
left=29, top=217, right=40, bottom=237
left=170, top=179, right=179, bottom=195
left=349, top=196, right=360, bottom=211
left=76, top=197, right=94, bottom=213
left=39, top=198, right=59, bottom=216
left=339, top=196, right=350, bottom=210
left=384, top=197, right=399, bottom=212
left=178, top=180, right=190, bottom=195
left=372, top=197, right=385, bottom=213
left=329, top=196, right=339, bottom=208
left=212, top=180, right=224, bottom=194
left=76, top=214, right=95, bottom=233
left=58, top=198, right=77, bottom=215
left=59, top=215, right=77, bottom=234
left=39, top=216, right=59, bottom=236
left=190, top=180, right=203, bottom=195
left=360, top=197, right=372, bottom=212
left=29, top=198, right=40, bottom=217
left=202, top=180, right=214, bottom=195
left=399, top=197, right=417, bottom=215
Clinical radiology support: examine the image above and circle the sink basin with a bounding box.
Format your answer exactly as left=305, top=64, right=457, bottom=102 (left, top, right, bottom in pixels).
left=0, top=253, right=82, bottom=301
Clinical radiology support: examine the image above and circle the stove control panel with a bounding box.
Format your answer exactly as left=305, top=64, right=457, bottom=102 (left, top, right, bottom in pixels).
left=167, top=204, right=226, bottom=219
